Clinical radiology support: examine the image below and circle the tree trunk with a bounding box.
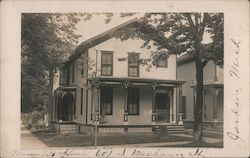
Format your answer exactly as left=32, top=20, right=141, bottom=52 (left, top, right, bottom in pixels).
left=192, top=56, right=204, bottom=145
left=48, top=67, right=54, bottom=129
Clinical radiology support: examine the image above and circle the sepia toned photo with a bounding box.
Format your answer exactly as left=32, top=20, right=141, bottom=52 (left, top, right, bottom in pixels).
left=21, top=13, right=224, bottom=148
left=1, top=1, right=249, bottom=158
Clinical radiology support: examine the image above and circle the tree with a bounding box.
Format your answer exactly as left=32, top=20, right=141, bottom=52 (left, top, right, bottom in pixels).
left=111, top=13, right=223, bottom=145
left=21, top=13, right=84, bottom=117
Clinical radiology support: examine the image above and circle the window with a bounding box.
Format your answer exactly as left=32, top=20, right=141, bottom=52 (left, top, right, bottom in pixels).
left=101, top=51, right=113, bottom=76
left=71, top=63, right=75, bottom=83
left=127, top=88, right=139, bottom=115
left=182, top=96, right=186, bottom=119
left=80, top=88, right=83, bottom=115
left=128, top=53, right=139, bottom=77
left=81, top=68, right=84, bottom=77
left=157, top=57, right=168, bottom=68
left=59, top=67, right=69, bottom=85
left=101, top=87, right=113, bottom=115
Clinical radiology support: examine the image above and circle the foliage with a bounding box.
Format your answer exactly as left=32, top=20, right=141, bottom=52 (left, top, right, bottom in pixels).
left=112, top=13, right=223, bottom=67
left=21, top=13, right=83, bottom=112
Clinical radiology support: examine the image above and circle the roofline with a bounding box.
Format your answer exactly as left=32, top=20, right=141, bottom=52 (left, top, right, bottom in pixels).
left=65, top=18, right=141, bottom=65
left=177, top=53, right=195, bottom=66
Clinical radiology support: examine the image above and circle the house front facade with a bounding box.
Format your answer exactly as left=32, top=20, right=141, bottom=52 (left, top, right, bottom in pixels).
left=177, top=53, right=224, bottom=130
left=50, top=19, right=185, bottom=133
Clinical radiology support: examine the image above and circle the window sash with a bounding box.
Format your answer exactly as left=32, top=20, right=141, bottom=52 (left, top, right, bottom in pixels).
left=101, top=52, right=113, bottom=76
left=157, top=57, right=168, bottom=68
left=59, top=68, right=69, bottom=85
left=128, top=53, right=139, bottom=77
left=71, top=63, right=74, bottom=83
left=127, top=88, right=139, bottom=115
left=101, top=87, right=113, bottom=115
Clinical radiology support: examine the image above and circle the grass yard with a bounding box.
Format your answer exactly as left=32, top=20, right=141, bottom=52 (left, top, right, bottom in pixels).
left=33, top=130, right=192, bottom=147
left=162, top=141, right=223, bottom=147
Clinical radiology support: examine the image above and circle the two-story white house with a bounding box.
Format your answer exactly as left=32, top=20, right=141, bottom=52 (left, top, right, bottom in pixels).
left=177, top=53, right=223, bottom=131
left=50, top=19, right=185, bottom=133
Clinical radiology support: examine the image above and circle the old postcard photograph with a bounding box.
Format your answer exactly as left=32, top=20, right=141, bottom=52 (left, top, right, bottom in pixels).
left=0, top=0, right=249, bottom=157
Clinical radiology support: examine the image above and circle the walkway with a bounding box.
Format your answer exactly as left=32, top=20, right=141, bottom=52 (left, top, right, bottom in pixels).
left=21, top=124, right=48, bottom=149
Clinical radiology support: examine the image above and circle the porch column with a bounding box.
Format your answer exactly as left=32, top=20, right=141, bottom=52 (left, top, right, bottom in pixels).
left=124, top=81, right=129, bottom=125
left=152, top=82, right=157, bottom=124
left=178, top=84, right=183, bottom=125
left=96, top=86, right=101, bottom=124
left=213, top=88, right=218, bottom=122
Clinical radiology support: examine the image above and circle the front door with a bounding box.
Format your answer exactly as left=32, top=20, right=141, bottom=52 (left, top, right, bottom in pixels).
left=155, top=91, right=170, bottom=123
left=61, top=92, right=74, bottom=121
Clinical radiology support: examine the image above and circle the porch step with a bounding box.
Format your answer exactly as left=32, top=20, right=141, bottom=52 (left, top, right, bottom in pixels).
left=55, top=123, right=78, bottom=133
left=153, top=125, right=186, bottom=134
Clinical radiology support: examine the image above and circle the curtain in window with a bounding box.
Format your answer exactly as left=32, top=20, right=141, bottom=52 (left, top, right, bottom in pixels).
left=101, top=87, right=113, bottom=115
left=101, top=52, right=113, bottom=76
left=127, top=88, right=139, bottom=115
left=128, top=53, right=139, bottom=77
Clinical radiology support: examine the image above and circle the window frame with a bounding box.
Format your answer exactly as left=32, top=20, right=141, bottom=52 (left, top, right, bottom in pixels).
left=128, top=53, right=140, bottom=77
left=101, top=51, right=113, bottom=76
left=127, top=88, right=140, bottom=115
left=71, top=63, right=75, bottom=83
left=156, top=57, right=168, bottom=68
left=100, top=87, right=113, bottom=115
left=80, top=88, right=83, bottom=115
left=182, top=95, right=186, bottom=119
left=59, top=67, right=69, bottom=85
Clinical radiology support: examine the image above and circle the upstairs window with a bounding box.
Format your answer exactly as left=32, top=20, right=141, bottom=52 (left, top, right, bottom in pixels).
left=127, top=88, right=139, bottom=115
left=128, top=53, right=139, bottom=77
left=101, top=51, right=113, bottom=76
left=156, top=57, right=168, bottom=68
left=71, top=63, right=75, bottom=83
left=59, top=67, right=69, bottom=85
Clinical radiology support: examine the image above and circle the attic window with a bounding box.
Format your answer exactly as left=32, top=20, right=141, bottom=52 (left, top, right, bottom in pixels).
left=157, top=57, right=168, bottom=68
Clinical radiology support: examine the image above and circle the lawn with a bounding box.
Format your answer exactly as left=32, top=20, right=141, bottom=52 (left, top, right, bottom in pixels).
left=162, top=141, right=223, bottom=147
left=33, top=130, right=192, bottom=147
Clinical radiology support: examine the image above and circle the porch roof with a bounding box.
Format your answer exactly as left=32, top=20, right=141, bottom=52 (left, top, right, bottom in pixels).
left=191, top=81, right=223, bottom=88
left=56, top=85, right=77, bottom=91
left=89, top=77, right=186, bottom=87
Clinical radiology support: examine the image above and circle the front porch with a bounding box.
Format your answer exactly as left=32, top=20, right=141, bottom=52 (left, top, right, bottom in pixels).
left=52, top=77, right=186, bottom=133
left=88, top=77, right=185, bottom=126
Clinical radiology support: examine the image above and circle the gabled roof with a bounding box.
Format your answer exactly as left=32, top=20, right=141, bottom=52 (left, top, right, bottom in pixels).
left=65, top=18, right=141, bottom=65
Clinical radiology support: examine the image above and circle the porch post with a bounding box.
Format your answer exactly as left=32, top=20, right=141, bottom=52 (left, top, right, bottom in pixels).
left=178, top=84, right=183, bottom=125
left=213, top=88, right=218, bottom=122
left=96, top=84, right=101, bottom=124
left=124, top=81, right=129, bottom=125
left=94, top=81, right=100, bottom=148
left=152, top=82, right=157, bottom=124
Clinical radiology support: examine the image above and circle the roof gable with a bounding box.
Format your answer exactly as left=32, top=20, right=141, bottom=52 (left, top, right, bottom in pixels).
left=66, top=18, right=141, bottom=64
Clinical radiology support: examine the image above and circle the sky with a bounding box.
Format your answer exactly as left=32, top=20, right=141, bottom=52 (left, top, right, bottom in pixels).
left=75, top=13, right=212, bottom=45
left=75, top=14, right=139, bottom=43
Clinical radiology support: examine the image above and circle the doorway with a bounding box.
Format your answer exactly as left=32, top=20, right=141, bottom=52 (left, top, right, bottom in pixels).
left=61, top=92, right=74, bottom=121
left=155, top=90, right=170, bottom=123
